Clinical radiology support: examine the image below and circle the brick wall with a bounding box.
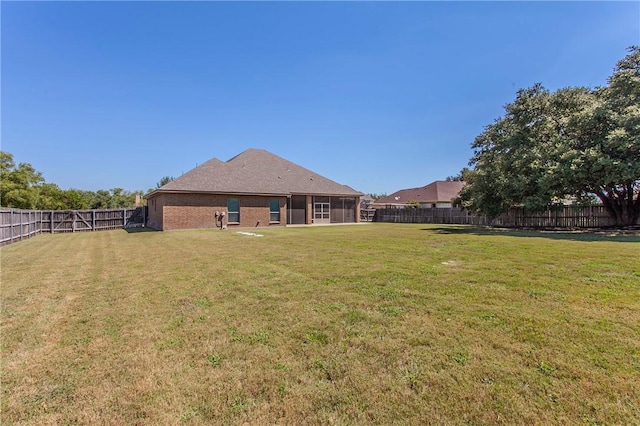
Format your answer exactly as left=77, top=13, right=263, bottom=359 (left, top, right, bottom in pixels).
left=146, top=192, right=360, bottom=230
left=147, top=193, right=286, bottom=231
left=146, top=196, right=165, bottom=230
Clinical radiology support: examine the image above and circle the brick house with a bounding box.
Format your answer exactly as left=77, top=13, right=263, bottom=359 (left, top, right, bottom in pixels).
left=374, top=181, right=465, bottom=208
left=145, top=149, right=362, bottom=230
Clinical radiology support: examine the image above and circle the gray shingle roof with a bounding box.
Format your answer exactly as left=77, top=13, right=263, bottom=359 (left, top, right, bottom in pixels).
left=376, top=181, right=465, bottom=205
left=149, top=149, right=362, bottom=197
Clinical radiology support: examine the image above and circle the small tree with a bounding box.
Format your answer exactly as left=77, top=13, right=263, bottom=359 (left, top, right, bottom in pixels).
left=156, top=176, right=175, bottom=189
left=61, top=189, right=94, bottom=210
left=36, top=183, right=67, bottom=210
left=405, top=200, right=422, bottom=209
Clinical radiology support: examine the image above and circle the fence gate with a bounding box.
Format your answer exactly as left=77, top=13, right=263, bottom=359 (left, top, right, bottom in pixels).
left=53, top=211, right=93, bottom=233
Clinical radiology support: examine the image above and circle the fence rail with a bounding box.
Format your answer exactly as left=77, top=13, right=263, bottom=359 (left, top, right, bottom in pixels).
left=375, top=205, right=626, bottom=228
left=375, top=207, right=488, bottom=225
left=491, top=206, right=616, bottom=228
left=0, top=207, right=146, bottom=247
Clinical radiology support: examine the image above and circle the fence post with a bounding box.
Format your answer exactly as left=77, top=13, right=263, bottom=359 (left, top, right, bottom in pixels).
left=72, top=211, right=76, bottom=233
left=92, top=210, right=96, bottom=231
left=123, top=208, right=126, bottom=228
left=10, top=210, right=14, bottom=243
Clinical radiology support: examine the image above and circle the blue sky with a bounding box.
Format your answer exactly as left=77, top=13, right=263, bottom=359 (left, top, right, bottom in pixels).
left=2, top=1, right=638, bottom=195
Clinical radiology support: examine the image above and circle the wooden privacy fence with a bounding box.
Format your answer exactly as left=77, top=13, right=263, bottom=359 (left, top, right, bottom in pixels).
left=491, top=206, right=616, bottom=228
left=375, top=207, right=489, bottom=225
left=0, top=207, right=146, bottom=246
left=375, top=205, right=621, bottom=228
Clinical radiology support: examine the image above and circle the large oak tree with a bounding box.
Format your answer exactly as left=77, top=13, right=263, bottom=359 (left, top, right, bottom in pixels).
left=460, top=47, right=640, bottom=227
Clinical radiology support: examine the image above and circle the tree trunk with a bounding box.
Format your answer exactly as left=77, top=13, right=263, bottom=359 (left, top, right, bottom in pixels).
left=596, top=190, right=640, bottom=227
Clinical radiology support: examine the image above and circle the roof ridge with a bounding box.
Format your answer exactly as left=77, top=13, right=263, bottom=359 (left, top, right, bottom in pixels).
left=226, top=148, right=254, bottom=163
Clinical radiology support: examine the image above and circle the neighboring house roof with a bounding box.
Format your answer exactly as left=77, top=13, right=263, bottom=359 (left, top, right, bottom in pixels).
left=146, top=148, right=362, bottom=197
left=376, top=181, right=465, bottom=205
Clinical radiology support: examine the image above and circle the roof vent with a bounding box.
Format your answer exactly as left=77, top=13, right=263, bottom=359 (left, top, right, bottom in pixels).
left=278, top=175, right=282, bottom=179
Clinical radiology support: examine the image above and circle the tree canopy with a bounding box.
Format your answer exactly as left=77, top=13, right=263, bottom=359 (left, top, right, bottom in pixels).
left=460, top=47, right=640, bottom=227
left=0, top=151, right=143, bottom=210
left=367, top=193, right=388, bottom=200
left=445, top=167, right=471, bottom=182
left=1, top=152, right=44, bottom=209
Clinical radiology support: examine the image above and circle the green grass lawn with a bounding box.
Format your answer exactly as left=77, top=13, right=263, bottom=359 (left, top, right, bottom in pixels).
left=2, top=224, right=639, bottom=425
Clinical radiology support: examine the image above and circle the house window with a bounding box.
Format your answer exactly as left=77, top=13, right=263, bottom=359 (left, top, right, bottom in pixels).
left=270, top=200, right=280, bottom=223
left=227, top=198, right=239, bottom=223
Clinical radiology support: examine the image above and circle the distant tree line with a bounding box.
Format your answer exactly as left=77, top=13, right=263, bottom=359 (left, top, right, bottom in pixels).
left=0, top=151, right=144, bottom=210
left=367, top=193, right=387, bottom=200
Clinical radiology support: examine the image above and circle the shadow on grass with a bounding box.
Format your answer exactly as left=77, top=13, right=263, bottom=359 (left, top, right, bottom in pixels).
left=422, top=226, right=640, bottom=243
left=123, top=226, right=158, bottom=234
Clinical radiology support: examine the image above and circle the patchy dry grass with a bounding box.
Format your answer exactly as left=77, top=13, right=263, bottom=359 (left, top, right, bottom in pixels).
left=1, top=224, right=639, bottom=424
